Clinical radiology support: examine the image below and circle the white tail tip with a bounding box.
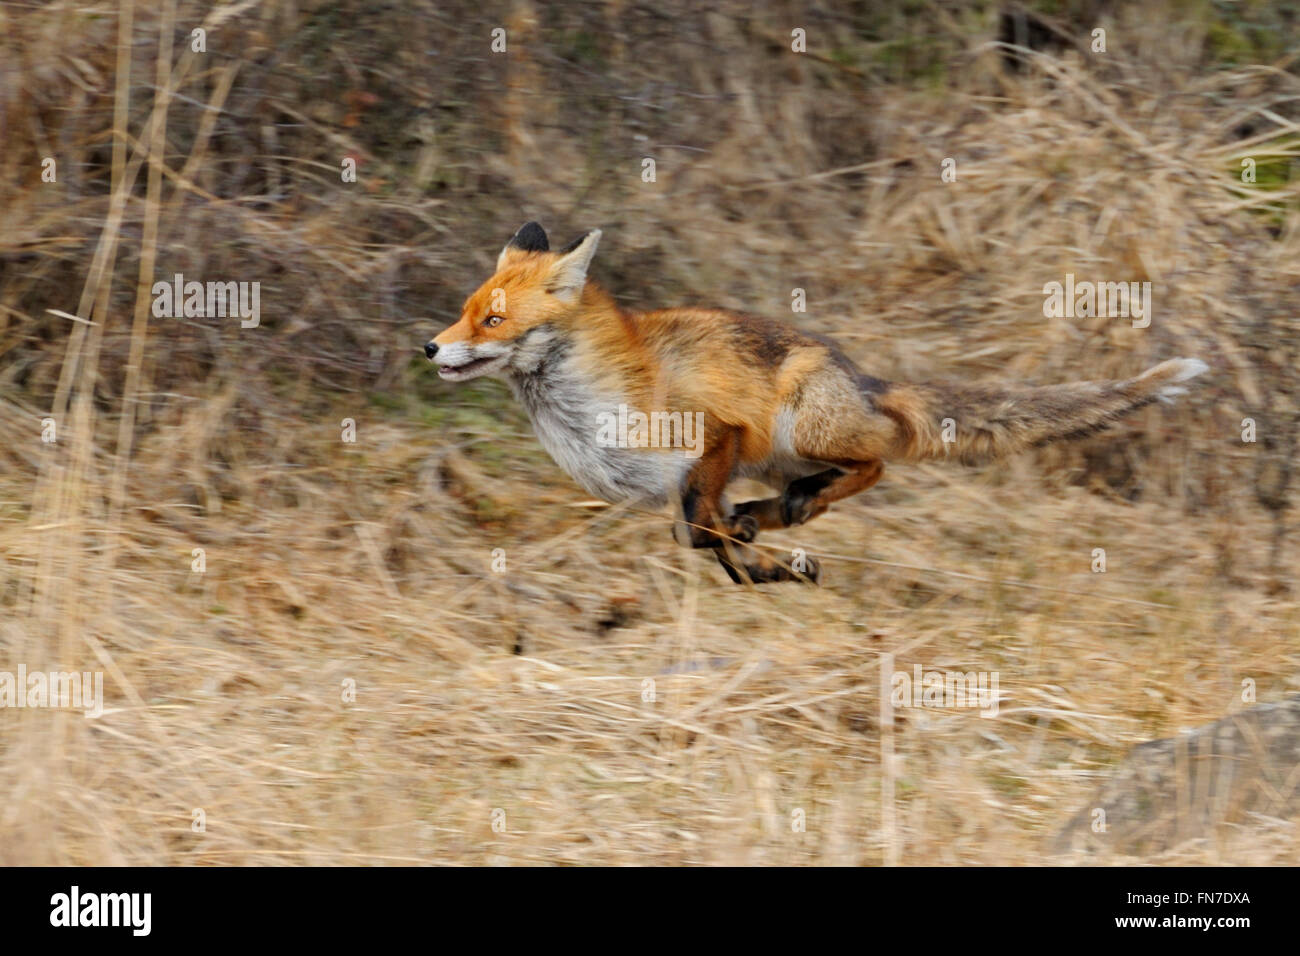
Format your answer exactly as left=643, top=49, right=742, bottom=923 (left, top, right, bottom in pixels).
left=1156, top=357, right=1209, bottom=401
left=1168, top=357, right=1209, bottom=382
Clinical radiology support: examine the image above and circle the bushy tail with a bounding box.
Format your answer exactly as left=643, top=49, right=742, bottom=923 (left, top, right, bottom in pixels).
left=874, top=358, right=1208, bottom=465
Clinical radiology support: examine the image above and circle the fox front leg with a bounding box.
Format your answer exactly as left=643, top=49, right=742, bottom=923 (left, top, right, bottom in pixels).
left=673, top=485, right=759, bottom=549
left=712, top=543, right=821, bottom=585
left=671, top=428, right=759, bottom=549
left=672, top=428, right=817, bottom=584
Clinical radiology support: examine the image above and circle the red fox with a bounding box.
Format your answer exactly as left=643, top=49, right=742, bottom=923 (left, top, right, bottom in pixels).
left=426, top=222, right=1208, bottom=584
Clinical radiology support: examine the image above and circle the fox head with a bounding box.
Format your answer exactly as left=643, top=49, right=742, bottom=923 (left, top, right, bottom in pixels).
left=425, top=222, right=602, bottom=381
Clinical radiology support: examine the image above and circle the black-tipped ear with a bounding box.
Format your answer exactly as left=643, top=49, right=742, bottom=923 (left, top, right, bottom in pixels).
left=498, top=222, right=549, bottom=270
left=509, top=221, right=549, bottom=253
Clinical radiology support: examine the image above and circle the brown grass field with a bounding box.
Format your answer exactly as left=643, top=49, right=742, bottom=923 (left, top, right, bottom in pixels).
left=1, top=0, right=1299, bottom=865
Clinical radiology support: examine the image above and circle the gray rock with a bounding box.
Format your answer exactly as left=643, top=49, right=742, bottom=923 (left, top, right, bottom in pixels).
left=1053, top=695, right=1300, bottom=855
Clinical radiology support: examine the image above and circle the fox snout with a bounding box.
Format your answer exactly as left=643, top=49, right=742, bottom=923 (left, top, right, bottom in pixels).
left=426, top=337, right=512, bottom=382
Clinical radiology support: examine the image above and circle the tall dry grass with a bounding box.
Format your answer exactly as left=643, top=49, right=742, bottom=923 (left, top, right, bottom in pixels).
left=1, top=0, right=1298, bottom=864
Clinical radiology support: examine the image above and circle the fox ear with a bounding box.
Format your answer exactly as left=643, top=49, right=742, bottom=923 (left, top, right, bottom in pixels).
left=546, top=229, right=602, bottom=302
left=497, top=221, right=549, bottom=270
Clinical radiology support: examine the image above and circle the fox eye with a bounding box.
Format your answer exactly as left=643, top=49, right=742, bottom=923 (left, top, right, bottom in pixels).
left=484, top=315, right=505, bottom=328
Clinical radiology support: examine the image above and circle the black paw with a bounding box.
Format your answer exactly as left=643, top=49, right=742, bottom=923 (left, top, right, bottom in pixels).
left=677, top=514, right=758, bottom=549
left=729, top=514, right=759, bottom=542
left=780, top=491, right=825, bottom=527
left=789, top=554, right=821, bottom=584
left=714, top=549, right=821, bottom=585
left=780, top=493, right=805, bottom=527
left=780, top=470, right=840, bottom=527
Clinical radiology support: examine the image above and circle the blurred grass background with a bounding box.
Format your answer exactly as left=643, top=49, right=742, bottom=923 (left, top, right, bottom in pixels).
left=1, top=0, right=1298, bottom=864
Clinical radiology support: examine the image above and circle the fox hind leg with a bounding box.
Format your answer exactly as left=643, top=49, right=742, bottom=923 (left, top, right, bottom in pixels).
left=731, top=467, right=843, bottom=529
left=733, top=460, right=885, bottom=530
left=721, top=460, right=883, bottom=585
left=786, top=460, right=884, bottom=524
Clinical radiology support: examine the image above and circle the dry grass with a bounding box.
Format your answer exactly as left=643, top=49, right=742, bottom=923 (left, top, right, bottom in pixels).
left=1, top=0, right=1299, bottom=865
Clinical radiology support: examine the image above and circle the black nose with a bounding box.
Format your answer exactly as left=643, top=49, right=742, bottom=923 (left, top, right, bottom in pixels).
left=424, top=342, right=438, bottom=360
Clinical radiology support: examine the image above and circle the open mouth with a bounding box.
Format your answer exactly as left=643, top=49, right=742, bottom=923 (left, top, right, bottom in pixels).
left=437, top=354, right=508, bottom=381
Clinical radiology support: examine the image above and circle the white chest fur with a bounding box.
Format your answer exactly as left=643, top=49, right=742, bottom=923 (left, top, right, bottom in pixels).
left=507, top=342, right=691, bottom=505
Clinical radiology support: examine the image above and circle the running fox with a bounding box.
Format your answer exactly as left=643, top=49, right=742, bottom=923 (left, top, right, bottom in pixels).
left=426, top=222, right=1207, bottom=584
